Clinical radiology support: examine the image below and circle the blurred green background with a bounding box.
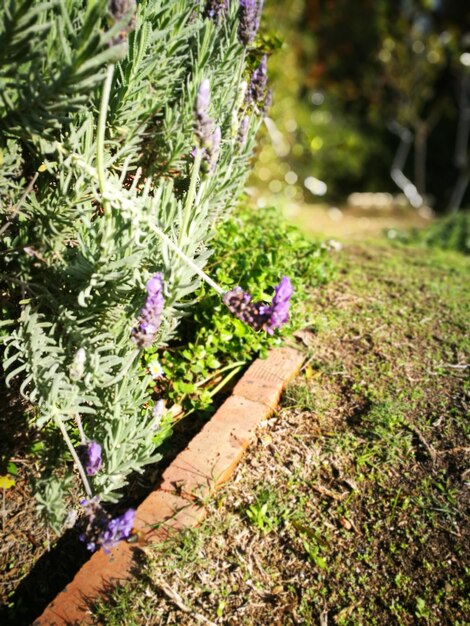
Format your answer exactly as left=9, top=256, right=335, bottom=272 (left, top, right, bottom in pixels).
left=249, top=0, right=470, bottom=239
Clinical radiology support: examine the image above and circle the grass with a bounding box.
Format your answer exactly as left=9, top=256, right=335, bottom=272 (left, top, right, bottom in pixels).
left=89, top=240, right=469, bottom=625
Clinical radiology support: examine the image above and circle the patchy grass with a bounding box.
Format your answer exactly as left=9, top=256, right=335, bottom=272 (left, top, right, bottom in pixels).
left=91, top=241, right=469, bottom=625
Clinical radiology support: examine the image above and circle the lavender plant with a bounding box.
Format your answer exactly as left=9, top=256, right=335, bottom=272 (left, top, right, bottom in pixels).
left=0, top=0, right=279, bottom=544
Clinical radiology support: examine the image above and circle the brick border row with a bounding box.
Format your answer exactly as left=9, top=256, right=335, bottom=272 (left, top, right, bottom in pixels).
left=34, top=347, right=304, bottom=625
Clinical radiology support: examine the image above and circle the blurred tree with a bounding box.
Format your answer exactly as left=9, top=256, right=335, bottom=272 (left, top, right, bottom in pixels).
left=251, top=0, right=395, bottom=208
left=302, top=0, right=470, bottom=210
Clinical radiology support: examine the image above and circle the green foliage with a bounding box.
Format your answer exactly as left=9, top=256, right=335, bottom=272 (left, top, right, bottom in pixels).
left=0, top=0, right=266, bottom=530
left=393, top=211, right=470, bottom=255
left=245, top=490, right=279, bottom=534
left=419, top=212, right=470, bottom=255
left=34, top=474, right=73, bottom=533
left=254, top=1, right=468, bottom=207
left=249, top=1, right=395, bottom=206
left=148, top=206, right=332, bottom=411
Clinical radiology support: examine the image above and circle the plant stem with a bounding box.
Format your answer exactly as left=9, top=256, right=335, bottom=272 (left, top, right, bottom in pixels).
left=75, top=414, right=86, bottom=444
left=195, top=360, right=247, bottom=388
left=209, top=365, right=243, bottom=398
left=179, top=147, right=203, bottom=246
left=149, top=223, right=224, bottom=296
left=54, top=415, right=93, bottom=498
left=96, top=64, right=115, bottom=209
left=0, top=171, right=39, bottom=237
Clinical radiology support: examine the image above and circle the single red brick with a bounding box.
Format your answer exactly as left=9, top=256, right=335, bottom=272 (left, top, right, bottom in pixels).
left=135, top=490, right=206, bottom=542
left=268, top=347, right=305, bottom=380
left=159, top=432, right=244, bottom=500
left=209, top=395, right=270, bottom=441
left=159, top=396, right=269, bottom=499
left=233, top=347, right=304, bottom=408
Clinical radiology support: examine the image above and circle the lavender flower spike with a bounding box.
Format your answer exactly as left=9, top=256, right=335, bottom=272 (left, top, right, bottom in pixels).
left=132, top=272, right=164, bottom=348
left=79, top=498, right=135, bottom=553
left=223, top=276, right=293, bottom=334
left=100, top=509, right=135, bottom=552
left=196, top=79, right=211, bottom=116
left=108, top=0, right=137, bottom=47
left=207, top=125, right=221, bottom=171
left=238, top=0, right=264, bottom=46
left=203, top=0, right=229, bottom=24
left=260, top=276, right=293, bottom=334
left=78, top=441, right=102, bottom=476
left=194, top=79, right=214, bottom=149
left=223, top=286, right=261, bottom=328
left=248, top=55, right=268, bottom=105
left=193, top=80, right=221, bottom=173
left=262, top=87, right=273, bottom=117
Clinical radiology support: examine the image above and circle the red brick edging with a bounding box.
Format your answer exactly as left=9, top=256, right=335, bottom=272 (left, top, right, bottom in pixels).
left=33, top=347, right=304, bottom=625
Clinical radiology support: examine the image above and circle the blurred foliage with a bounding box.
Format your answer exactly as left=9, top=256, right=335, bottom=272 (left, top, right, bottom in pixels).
left=395, top=210, right=470, bottom=254
left=253, top=0, right=470, bottom=211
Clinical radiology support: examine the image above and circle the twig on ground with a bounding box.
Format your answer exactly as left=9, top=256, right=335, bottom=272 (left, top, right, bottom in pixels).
left=155, top=579, right=217, bottom=625
left=311, top=484, right=348, bottom=501
left=404, top=422, right=437, bottom=463
left=406, top=422, right=437, bottom=463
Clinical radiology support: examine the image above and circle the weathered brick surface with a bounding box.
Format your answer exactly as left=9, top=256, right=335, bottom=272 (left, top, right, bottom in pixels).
left=159, top=395, right=268, bottom=499
left=233, top=347, right=305, bottom=408
left=135, top=491, right=206, bottom=540
left=32, top=347, right=304, bottom=625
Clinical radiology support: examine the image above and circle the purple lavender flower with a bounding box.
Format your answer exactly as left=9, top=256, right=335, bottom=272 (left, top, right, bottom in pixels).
left=132, top=272, right=164, bottom=348
left=193, top=80, right=221, bottom=173
left=237, top=115, right=250, bottom=148
left=223, top=286, right=264, bottom=330
left=203, top=0, right=229, bottom=24
left=223, top=276, right=293, bottom=334
left=78, top=441, right=102, bottom=476
left=206, top=125, right=221, bottom=171
left=194, top=79, right=214, bottom=148
left=196, top=79, right=211, bottom=115
left=238, top=0, right=263, bottom=46
left=259, top=276, right=293, bottom=334
left=100, top=509, right=135, bottom=551
left=247, top=55, right=268, bottom=105
left=79, top=498, right=135, bottom=553
left=108, top=0, right=137, bottom=47
left=262, top=87, right=273, bottom=117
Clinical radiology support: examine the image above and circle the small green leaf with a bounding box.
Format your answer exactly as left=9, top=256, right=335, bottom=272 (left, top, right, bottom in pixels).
left=6, top=462, right=18, bottom=476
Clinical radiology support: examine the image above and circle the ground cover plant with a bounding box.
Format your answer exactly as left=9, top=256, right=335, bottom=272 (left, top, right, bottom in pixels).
left=154, top=205, right=332, bottom=413
left=89, top=240, right=469, bottom=625
left=0, top=0, right=282, bottom=549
